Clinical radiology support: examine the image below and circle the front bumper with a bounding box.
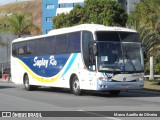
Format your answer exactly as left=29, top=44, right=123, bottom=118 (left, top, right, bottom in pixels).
left=97, top=81, right=144, bottom=91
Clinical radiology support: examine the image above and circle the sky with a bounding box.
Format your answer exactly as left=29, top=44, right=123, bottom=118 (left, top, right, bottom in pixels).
left=0, top=0, right=31, bottom=5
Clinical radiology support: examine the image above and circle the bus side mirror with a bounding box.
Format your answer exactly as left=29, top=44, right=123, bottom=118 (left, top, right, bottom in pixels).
left=89, top=42, right=97, bottom=56
left=89, top=43, right=97, bottom=65
left=93, top=44, right=97, bottom=56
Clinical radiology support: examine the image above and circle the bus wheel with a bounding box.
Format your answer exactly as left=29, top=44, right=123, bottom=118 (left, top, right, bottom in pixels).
left=24, top=74, right=35, bottom=91
left=109, top=90, right=120, bottom=96
left=71, top=76, right=82, bottom=95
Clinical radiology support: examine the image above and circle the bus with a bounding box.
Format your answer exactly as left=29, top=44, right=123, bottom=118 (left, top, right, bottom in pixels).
left=11, top=24, right=144, bottom=95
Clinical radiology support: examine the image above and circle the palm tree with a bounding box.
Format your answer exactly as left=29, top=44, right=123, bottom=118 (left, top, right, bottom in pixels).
left=127, top=0, right=160, bottom=78
left=1, top=12, right=40, bottom=38
left=127, top=0, right=160, bottom=55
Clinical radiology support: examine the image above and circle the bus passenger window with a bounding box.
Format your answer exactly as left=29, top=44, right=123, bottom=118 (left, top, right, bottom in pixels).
left=82, top=31, right=95, bottom=70
left=17, top=42, right=26, bottom=55
left=26, top=41, right=35, bottom=55
left=55, top=35, right=67, bottom=53
left=68, top=32, right=80, bottom=52
left=35, top=38, right=46, bottom=55
left=45, top=36, right=55, bottom=54
left=18, top=48, right=25, bottom=55
left=12, top=44, right=18, bottom=56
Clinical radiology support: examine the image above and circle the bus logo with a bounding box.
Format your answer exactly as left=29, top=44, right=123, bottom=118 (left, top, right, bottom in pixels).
left=33, top=55, right=57, bottom=68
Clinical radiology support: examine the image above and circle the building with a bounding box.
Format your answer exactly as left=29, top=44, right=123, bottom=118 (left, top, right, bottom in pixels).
left=42, top=0, right=140, bottom=34
left=42, top=0, right=84, bottom=34
left=117, top=0, right=140, bottom=14
left=42, top=0, right=58, bottom=35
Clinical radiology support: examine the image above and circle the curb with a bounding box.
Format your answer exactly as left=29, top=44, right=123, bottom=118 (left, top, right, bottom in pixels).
left=0, top=78, right=12, bottom=83
left=127, top=89, right=160, bottom=95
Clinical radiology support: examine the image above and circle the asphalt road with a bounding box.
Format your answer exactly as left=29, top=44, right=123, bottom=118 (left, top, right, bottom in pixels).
left=0, top=81, right=160, bottom=120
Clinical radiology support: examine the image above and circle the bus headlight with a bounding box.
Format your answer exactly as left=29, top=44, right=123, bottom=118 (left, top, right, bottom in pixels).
left=139, top=77, right=144, bottom=81
left=98, top=77, right=109, bottom=81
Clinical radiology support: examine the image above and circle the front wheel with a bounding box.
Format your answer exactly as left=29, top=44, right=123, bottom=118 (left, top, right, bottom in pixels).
left=71, top=76, right=83, bottom=95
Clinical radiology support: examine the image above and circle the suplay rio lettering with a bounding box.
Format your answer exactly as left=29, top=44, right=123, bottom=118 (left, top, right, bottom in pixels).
left=33, top=55, right=57, bottom=68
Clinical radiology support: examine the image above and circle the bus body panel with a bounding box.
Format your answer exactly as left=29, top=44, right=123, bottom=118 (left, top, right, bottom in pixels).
left=11, top=24, right=144, bottom=93
left=11, top=53, right=89, bottom=88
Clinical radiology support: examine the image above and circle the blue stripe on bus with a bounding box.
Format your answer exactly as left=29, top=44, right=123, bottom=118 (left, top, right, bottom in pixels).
left=61, top=53, right=78, bottom=77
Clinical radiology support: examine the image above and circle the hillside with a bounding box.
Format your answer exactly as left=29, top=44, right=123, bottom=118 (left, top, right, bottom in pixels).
left=0, top=0, right=42, bottom=27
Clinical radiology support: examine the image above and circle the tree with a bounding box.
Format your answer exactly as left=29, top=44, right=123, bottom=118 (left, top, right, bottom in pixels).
left=53, top=5, right=84, bottom=29
left=0, top=12, right=39, bottom=38
left=53, top=0, right=128, bottom=29
left=127, top=0, right=160, bottom=75
left=127, top=0, right=160, bottom=55
left=83, top=0, right=127, bottom=26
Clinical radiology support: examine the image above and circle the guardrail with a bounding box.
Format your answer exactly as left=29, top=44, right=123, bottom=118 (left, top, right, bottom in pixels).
left=144, top=75, right=160, bottom=80
left=144, top=75, right=160, bottom=77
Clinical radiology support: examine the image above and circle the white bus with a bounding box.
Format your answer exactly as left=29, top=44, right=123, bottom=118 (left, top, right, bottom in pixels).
left=11, top=24, right=144, bottom=95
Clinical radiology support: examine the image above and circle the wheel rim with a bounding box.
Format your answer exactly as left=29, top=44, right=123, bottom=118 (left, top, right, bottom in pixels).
left=73, top=79, right=80, bottom=92
left=24, top=76, right=29, bottom=89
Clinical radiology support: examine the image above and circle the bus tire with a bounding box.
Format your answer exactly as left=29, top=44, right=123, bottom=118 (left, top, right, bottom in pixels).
left=109, top=90, right=121, bottom=96
left=71, top=76, right=82, bottom=95
left=24, top=74, right=35, bottom=91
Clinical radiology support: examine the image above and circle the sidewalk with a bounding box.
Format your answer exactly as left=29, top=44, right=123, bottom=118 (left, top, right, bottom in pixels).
left=0, top=78, right=12, bottom=83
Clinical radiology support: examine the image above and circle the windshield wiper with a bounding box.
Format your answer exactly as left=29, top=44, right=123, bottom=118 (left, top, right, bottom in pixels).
left=124, top=47, right=137, bottom=72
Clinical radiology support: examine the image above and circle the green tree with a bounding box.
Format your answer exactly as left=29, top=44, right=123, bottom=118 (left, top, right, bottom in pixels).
left=53, top=0, right=128, bottom=29
left=0, top=12, right=38, bottom=37
left=53, top=5, right=84, bottom=29
left=83, top=0, right=127, bottom=26
left=127, top=0, right=160, bottom=55
left=127, top=0, right=160, bottom=74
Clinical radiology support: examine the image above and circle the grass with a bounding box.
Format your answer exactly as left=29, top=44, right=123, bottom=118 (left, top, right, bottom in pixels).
left=144, top=80, right=160, bottom=91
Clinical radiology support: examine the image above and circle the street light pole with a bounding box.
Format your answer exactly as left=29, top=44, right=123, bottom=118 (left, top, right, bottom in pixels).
left=1, top=64, right=3, bottom=79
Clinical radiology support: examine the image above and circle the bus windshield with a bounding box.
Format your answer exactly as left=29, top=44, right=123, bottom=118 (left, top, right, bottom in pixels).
left=96, top=31, right=144, bottom=73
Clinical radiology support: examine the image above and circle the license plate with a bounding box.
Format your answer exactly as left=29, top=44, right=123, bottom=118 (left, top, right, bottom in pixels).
left=120, top=85, right=129, bottom=89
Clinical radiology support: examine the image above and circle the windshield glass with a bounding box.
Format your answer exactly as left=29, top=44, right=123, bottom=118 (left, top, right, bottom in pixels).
left=96, top=32, right=144, bottom=73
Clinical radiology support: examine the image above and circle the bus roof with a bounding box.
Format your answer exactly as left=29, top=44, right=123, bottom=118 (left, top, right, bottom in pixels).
left=12, top=24, right=137, bottom=43
left=48, top=24, right=137, bottom=35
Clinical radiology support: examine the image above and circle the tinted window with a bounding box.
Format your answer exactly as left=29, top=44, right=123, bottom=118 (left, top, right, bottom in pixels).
left=68, top=32, right=81, bottom=52
left=17, top=42, right=26, bottom=55
left=120, top=32, right=140, bottom=42
left=26, top=40, right=35, bottom=55
left=82, top=31, right=94, bottom=69
left=96, top=31, right=120, bottom=42
left=35, top=38, right=46, bottom=54
left=96, top=31, right=140, bottom=42
left=12, top=43, right=18, bottom=56
left=45, top=36, right=55, bottom=54
left=55, top=35, right=67, bottom=53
